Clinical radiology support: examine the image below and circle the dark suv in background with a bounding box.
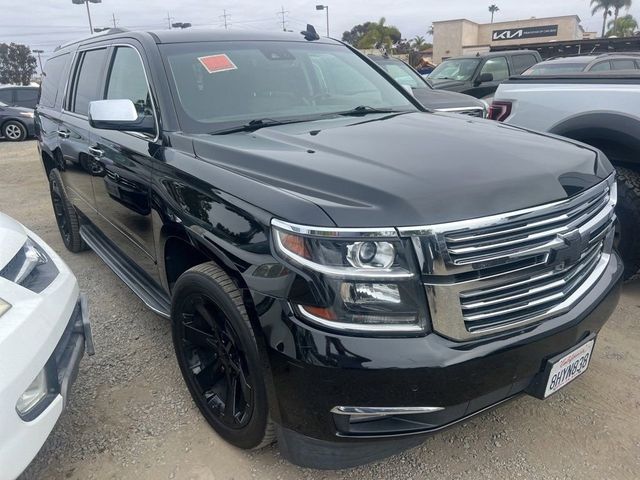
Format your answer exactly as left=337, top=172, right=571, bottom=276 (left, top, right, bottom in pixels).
left=369, top=54, right=487, bottom=117
left=36, top=28, right=621, bottom=469
left=429, top=50, right=541, bottom=98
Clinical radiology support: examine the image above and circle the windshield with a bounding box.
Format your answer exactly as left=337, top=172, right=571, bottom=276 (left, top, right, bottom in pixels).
left=375, top=59, right=429, bottom=89
left=161, top=41, right=417, bottom=134
left=522, top=62, right=588, bottom=75
left=429, top=59, right=480, bottom=81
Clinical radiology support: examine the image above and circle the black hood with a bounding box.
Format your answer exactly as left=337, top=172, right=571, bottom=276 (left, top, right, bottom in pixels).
left=190, top=112, right=612, bottom=228
left=428, top=78, right=468, bottom=92
left=411, top=87, right=485, bottom=110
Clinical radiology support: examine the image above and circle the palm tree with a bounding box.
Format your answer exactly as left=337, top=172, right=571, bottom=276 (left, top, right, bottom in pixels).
left=607, top=13, right=638, bottom=36
left=611, top=0, right=632, bottom=23
left=413, top=35, right=427, bottom=50
left=358, top=17, right=401, bottom=51
left=591, top=0, right=616, bottom=37
left=488, top=4, right=500, bottom=23
left=427, top=25, right=434, bottom=37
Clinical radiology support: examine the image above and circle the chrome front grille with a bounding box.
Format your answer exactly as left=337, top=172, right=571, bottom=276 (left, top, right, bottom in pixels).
left=398, top=175, right=617, bottom=341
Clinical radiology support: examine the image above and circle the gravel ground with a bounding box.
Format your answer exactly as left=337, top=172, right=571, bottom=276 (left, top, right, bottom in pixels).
left=1, top=139, right=639, bottom=480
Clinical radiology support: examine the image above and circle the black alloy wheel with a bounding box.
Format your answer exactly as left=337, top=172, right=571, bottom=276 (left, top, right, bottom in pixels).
left=179, top=293, right=254, bottom=428
left=171, top=263, right=274, bottom=449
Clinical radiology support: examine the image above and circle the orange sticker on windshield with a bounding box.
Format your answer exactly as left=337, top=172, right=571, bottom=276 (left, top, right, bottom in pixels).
left=198, top=54, right=237, bottom=73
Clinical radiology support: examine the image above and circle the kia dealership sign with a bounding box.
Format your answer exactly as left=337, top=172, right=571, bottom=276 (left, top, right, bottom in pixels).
left=492, top=25, right=559, bottom=41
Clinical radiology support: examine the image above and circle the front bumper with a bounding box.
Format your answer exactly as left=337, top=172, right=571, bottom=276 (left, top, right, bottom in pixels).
left=258, top=251, right=622, bottom=468
left=0, top=231, right=93, bottom=480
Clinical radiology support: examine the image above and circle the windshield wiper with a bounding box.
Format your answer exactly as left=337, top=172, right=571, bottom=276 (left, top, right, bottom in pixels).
left=331, top=106, right=408, bottom=117
left=210, top=118, right=308, bottom=135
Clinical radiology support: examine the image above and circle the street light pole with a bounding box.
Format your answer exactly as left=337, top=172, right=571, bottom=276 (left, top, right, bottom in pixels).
left=32, top=49, right=44, bottom=75
left=315, top=5, right=329, bottom=37
left=72, top=0, right=102, bottom=34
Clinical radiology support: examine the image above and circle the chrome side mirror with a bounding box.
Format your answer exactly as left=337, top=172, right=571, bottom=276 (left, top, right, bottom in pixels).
left=88, top=99, right=154, bottom=134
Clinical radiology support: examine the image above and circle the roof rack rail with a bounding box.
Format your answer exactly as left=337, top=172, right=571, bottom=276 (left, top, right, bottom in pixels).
left=55, top=27, right=130, bottom=51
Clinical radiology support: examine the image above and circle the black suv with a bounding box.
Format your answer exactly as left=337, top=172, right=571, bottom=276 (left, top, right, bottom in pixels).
left=36, top=29, right=621, bottom=469
left=429, top=50, right=541, bottom=98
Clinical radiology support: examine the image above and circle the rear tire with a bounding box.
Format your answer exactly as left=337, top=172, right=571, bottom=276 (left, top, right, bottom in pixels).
left=48, top=169, right=87, bottom=253
left=2, top=120, right=27, bottom=141
left=614, top=167, right=640, bottom=280
left=171, top=262, right=275, bottom=449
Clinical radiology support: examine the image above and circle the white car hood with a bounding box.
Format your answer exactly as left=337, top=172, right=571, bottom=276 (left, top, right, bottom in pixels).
left=0, top=212, right=28, bottom=269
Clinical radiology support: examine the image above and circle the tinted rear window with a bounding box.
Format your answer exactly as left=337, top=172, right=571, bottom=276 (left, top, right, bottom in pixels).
left=40, top=54, right=69, bottom=108
left=70, top=48, right=107, bottom=115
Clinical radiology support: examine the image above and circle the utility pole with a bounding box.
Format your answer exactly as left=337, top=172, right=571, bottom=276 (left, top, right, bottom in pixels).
left=166, top=12, right=174, bottom=29
left=277, top=6, right=289, bottom=31
left=111, top=13, right=117, bottom=28
left=32, top=49, right=44, bottom=75
left=221, top=9, right=231, bottom=30
left=315, top=5, right=329, bottom=37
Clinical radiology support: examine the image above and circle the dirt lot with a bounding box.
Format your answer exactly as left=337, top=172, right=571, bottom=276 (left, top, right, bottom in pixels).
left=1, top=139, right=639, bottom=480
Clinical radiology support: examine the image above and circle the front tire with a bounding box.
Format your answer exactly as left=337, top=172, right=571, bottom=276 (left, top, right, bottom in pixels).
left=615, top=167, right=640, bottom=279
left=171, top=263, right=274, bottom=449
left=2, top=120, right=27, bottom=141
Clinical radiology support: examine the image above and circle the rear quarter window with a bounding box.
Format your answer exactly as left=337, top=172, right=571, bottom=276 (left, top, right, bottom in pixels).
left=0, top=89, right=13, bottom=104
left=40, top=54, right=70, bottom=108
left=511, top=54, right=538, bottom=75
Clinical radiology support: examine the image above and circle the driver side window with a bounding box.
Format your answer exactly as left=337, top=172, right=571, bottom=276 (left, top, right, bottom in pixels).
left=480, top=57, right=509, bottom=82
left=106, top=46, right=154, bottom=119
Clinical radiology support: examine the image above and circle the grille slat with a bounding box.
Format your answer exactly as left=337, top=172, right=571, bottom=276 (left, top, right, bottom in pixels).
left=399, top=175, right=617, bottom=341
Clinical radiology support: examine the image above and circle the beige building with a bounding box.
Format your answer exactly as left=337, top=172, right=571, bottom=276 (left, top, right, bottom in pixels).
left=433, top=15, right=585, bottom=63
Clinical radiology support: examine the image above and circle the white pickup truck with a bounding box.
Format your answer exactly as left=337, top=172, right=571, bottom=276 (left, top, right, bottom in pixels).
left=491, top=73, right=640, bottom=278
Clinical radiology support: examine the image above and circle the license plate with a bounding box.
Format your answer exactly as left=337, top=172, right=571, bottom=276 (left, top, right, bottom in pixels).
left=543, top=339, right=595, bottom=398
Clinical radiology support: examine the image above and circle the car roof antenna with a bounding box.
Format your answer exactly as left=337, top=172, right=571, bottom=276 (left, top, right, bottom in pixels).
left=301, top=24, right=320, bottom=41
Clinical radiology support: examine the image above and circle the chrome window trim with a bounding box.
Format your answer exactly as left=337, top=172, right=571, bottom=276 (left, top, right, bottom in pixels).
left=296, top=305, right=422, bottom=333
left=62, top=43, right=160, bottom=143
left=331, top=405, right=444, bottom=417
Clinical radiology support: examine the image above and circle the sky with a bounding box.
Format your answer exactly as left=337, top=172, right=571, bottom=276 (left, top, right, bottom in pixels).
left=1, top=0, right=638, bottom=67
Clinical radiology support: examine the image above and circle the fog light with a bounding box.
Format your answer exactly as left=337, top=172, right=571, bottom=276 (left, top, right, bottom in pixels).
left=16, top=369, right=49, bottom=415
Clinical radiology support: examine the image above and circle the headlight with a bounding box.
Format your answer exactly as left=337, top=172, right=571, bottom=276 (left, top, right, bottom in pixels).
left=0, top=238, right=59, bottom=292
left=0, top=298, right=10, bottom=317
left=16, top=368, right=50, bottom=417
left=19, top=111, right=34, bottom=118
left=272, top=219, right=428, bottom=334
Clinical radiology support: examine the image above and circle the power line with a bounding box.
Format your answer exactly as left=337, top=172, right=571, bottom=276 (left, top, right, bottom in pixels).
left=220, top=9, right=231, bottom=30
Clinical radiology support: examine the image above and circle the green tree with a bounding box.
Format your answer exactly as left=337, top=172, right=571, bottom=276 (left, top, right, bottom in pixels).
left=607, top=13, right=638, bottom=36
left=489, top=4, right=500, bottom=23
left=0, top=43, right=37, bottom=85
left=412, top=35, right=428, bottom=50
left=591, top=0, right=616, bottom=37
left=357, top=17, right=402, bottom=51
left=611, top=0, right=632, bottom=23
left=341, top=22, right=375, bottom=46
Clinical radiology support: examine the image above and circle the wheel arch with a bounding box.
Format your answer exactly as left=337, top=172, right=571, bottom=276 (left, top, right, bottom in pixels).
left=549, top=111, right=640, bottom=166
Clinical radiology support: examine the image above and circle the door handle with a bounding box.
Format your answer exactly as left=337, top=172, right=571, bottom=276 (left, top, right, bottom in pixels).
left=88, top=146, right=104, bottom=158
left=57, top=130, right=70, bottom=139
